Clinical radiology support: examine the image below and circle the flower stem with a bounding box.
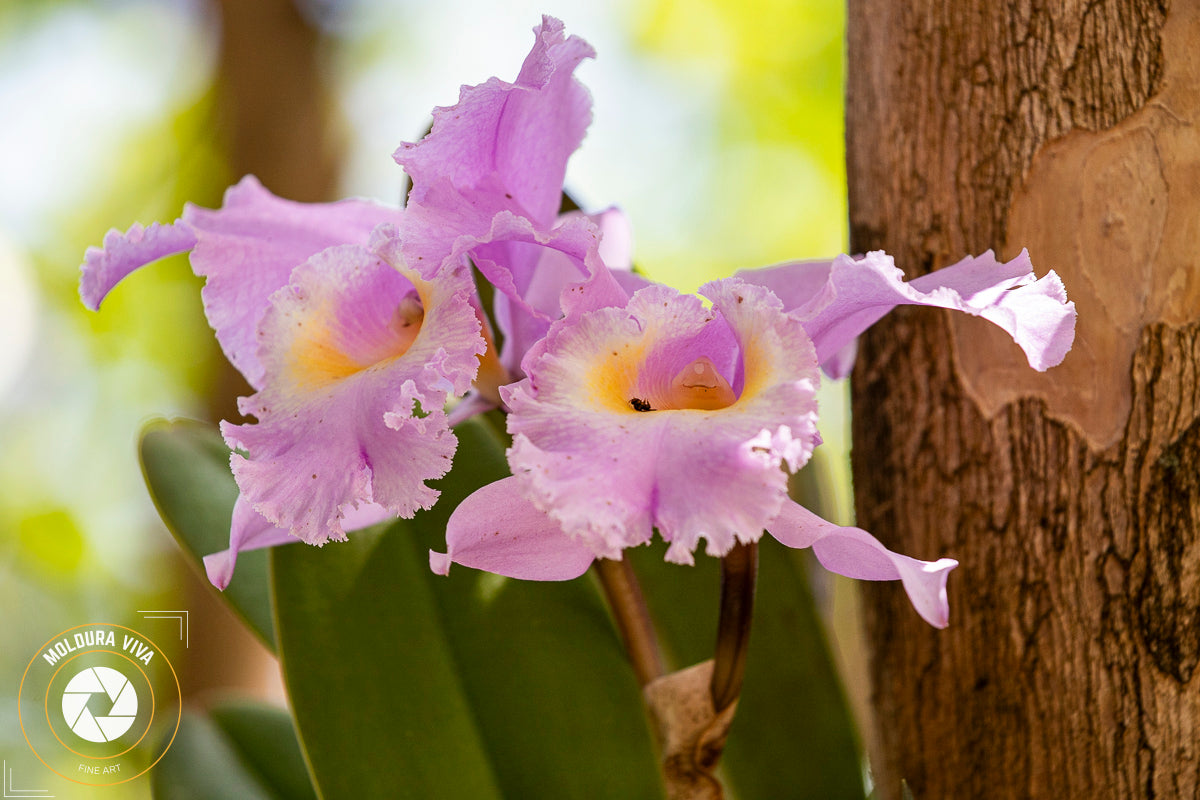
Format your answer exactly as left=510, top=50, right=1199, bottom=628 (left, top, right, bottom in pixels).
left=710, top=541, right=758, bottom=711
left=594, top=557, right=664, bottom=687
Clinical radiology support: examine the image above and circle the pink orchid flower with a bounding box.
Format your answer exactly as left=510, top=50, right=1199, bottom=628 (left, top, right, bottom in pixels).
left=434, top=250, right=1075, bottom=628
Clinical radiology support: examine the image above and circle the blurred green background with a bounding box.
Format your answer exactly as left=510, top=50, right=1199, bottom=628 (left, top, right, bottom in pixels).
left=0, top=0, right=856, bottom=795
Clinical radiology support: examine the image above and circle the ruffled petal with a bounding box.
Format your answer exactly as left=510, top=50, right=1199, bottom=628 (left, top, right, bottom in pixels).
left=202, top=495, right=392, bottom=589
left=395, top=15, right=594, bottom=227
left=767, top=499, right=958, bottom=628
left=431, top=476, right=596, bottom=580
left=79, top=221, right=197, bottom=310
left=222, top=230, right=484, bottom=544
left=505, top=279, right=820, bottom=564
left=737, top=249, right=1076, bottom=378
left=185, top=176, right=400, bottom=388
left=471, top=212, right=630, bottom=377
left=400, top=207, right=628, bottom=386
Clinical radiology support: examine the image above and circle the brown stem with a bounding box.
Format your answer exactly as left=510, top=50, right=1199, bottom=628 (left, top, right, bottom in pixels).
left=594, top=557, right=664, bottom=687
left=710, top=541, right=758, bottom=711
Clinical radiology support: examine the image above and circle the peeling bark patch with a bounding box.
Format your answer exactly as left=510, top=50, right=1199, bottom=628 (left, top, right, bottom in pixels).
left=1135, top=418, right=1200, bottom=683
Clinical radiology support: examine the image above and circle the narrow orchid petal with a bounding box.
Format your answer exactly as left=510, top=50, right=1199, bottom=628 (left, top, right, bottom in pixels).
left=203, top=496, right=291, bottom=590
left=505, top=279, right=820, bottom=563
left=908, top=250, right=1075, bottom=371
left=80, top=222, right=197, bottom=310
left=737, top=249, right=1076, bottom=379
left=431, top=476, right=596, bottom=580
left=203, top=495, right=391, bottom=590
left=222, top=233, right=483, bottom=544
left=185, top=176, right=400, bottom=388
left=768, top=499, right=958, bottom=628
left=395, top=16, right=594, bottom=227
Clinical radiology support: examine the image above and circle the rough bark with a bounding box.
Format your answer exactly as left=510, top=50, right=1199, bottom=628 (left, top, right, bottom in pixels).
left=847, top=1, right=1200, bottom=797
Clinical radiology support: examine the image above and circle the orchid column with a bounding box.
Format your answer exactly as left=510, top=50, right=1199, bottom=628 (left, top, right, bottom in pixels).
left=847, top=2, right=1200, bottom=798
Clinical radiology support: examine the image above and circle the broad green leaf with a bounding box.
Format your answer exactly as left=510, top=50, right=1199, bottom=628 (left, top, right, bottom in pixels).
left=139, top=418, right=275, bottom=650
left=629, top=461, right=864, bottom=800
left=152, top=710, right=281, bottom=800
left=209, top=702, right=319, bottom=800
left=273, top=417, right=664, bottom=800
left=725, top=541, right=864, bottom=799
left=272, top=524, right=504, bottom=800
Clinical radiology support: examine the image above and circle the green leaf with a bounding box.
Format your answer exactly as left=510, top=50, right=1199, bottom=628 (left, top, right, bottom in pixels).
left=272, top=417, right=664, bottom=800
left=139, top=418, right=276, bottom=650
left=629, top=533, right=864, bottom=799
left=208, top=702, right=319, bottom=800
left=152, top=705, right=314, bottom=800
left=725, top=541, right=865, bottom=799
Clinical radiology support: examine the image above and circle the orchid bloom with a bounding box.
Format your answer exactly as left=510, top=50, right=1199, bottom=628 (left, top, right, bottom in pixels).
left=79, top=16, right=628, bottom=588
left=83, top=208, right=484, bottom=587
left=81, top=181, right=423, bottom=585
left=433, top=250, right=1075, bottom=628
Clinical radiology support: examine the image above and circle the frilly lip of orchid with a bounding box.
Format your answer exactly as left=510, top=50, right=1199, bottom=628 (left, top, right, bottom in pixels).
left=501, top=278, right=822, bottom=563
left=431, top=277, right=960, bottom=628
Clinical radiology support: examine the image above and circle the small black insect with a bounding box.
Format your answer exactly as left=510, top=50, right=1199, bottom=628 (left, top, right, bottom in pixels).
left=629, top=397, right=653, bottom=412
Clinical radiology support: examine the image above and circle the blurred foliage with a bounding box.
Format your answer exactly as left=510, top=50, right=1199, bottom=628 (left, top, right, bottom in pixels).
left=152, top=701, right=317, bottom=800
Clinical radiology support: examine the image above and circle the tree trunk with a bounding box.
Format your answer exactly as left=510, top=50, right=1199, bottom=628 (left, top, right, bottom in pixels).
left=846, top=1, right=1200, bottom=797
